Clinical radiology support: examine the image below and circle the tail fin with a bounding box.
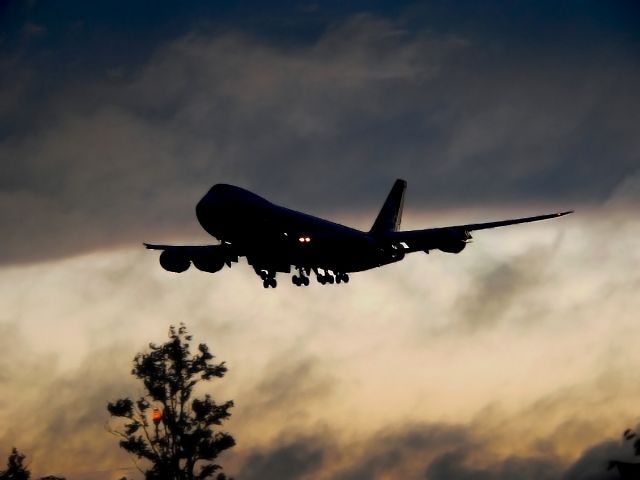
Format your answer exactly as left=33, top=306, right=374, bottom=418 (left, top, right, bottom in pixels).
left=369, top=179, right=407, bottom=235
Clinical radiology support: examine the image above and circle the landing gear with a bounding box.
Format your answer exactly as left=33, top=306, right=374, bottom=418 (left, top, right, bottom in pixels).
left=316, top=271, right=328, bottom=284
left=335, top=272, right=349, bottom=284
left=263, top=277, right=277, bottom=288
left=290, top=267, right=350, bottom=286
left=315, top=269, right=347, bottom=285
left=292, top=267, right=310, bottom=287
left=257, top=269, right=277, bottom=288
left=292, top=275, right=310, bottom=286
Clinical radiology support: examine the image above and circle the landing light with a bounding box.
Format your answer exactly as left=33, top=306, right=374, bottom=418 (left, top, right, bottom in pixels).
left=298, top=236, right=311, bottom=243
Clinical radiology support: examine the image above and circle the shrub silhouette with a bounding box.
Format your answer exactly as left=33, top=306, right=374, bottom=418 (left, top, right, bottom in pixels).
left=0, top=448, right=30, bottom=480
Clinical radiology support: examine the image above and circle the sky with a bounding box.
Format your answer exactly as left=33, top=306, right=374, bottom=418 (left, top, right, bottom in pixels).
left=1, top=0, right=640, bottom=478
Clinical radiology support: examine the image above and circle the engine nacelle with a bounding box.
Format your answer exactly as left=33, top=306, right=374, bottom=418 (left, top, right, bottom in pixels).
left=436, top=230, right=471, bottom=254
left=437, top=240, right=467, bottom=254
left=160, top=250, right=191, bottom=273
left=192, top=252, right=225, bottom=273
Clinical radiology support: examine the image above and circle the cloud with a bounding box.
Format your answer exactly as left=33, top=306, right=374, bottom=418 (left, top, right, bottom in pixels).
left=607, top=170, right=640, bottom=208
left=229, top=422, right=632, bottom=480
left=334, top=423, right=469, bottom=480
left=238, top=435, right=326, bottom=480
left=425, top=450, right=563, bottom=480
left=1, top=219, right=640, bottom=479
left=562, top=440, right=626, bottom=480
left=453, top=243, right=555, bottom=332
left=22, top=22, right=46, bottom=38
left=239, top=354, right=336, bottom=421
left=0, top=322, right=138, bottom=479
left=0, top=11, right=638, bottom=264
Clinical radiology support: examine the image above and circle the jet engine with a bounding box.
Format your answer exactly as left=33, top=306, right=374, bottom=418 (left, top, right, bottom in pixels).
left=192, top=251, right=226, bottom=273
left=160, top=250, right=191, bottom=272
left=436, top=230, right=472, bottom=254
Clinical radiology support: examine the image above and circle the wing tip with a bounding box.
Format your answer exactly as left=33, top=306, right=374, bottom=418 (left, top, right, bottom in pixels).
left=556, top=210, right=574, bottom=217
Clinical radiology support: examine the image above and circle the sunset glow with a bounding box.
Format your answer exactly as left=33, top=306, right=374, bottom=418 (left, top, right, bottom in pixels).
left=1, top=2, right=639, bottom=479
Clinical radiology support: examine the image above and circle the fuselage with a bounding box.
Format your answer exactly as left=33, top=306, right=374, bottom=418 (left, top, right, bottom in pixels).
left=195, top=184, right=402, bottom=273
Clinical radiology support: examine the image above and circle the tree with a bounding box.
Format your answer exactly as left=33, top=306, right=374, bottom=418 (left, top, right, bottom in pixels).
left=623, top=428, right=640, bottom=456
left=607, top=429, right=640, bottom=479
left=0, top=448, right=30, bottom=480
left=108, top=324, right=235, bottom=480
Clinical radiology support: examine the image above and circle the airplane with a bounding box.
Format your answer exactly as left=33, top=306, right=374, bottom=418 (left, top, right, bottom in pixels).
left=145, top=179, right=573, bottom=288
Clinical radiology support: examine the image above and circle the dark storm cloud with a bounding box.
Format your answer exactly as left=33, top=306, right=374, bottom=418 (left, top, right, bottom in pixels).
left=424, top=439, right=635, bottom=480
left=232, top=421, right=632, bottom=480
left=334, top=423, right=469, bottom=480
left=233, top=423, right=472, bottom=480
left=562, top=441, right=626, bottom=480
left=1, top=3, right=639, bottom=265
left=238, top=436, right=326, bottom=480
left=425, top=449, right=563, bottom=480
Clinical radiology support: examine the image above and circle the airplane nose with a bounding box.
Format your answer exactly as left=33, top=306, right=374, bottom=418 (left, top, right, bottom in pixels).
left=196, top=186, right=226, bottom=237
left=195, top=183, right=263, bottom=240
left=196, top=191, right=211, bottom=219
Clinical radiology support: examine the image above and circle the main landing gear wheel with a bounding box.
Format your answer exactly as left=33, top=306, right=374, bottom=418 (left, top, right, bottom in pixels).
left=292, top=275, right=310, bottom=287
left=258, top=269, right=277, bottom=288
left=263, top=277, right=277, bottom=288
left=335, top=272, right=349, bottom=284
left=292, top=266, right=310, bottom=287
left=316, top=270, right=337, bottom=285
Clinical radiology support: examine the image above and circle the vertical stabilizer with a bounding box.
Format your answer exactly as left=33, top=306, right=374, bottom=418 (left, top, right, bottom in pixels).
left=369, top=179, right=407, bottom=234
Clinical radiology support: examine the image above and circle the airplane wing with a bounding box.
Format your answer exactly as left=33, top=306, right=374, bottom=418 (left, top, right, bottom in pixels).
left=144, top=243, right=222, bottom=252
left=443, top=210, right=574, bottom=232
left=391, top=210, right=573, bottom=254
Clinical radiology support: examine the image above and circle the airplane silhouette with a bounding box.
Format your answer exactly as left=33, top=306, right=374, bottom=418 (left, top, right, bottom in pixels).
left=145, top=179, right=572, bottom=288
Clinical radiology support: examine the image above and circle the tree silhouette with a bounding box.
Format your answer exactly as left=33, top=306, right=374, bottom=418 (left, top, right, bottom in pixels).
left=623, top=428, right=640, bottom=456
left=608, top=428, right=640, bottom=479
left=108, top=324, right=235, bottom=480
left=0, top=448, right=30, bottom=480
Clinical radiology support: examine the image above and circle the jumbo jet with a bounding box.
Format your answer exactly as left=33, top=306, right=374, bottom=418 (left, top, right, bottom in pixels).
left=145, top=179, right=572, bottom=288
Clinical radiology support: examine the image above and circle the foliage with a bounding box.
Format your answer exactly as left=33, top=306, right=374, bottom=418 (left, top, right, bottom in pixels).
left=108, top=324, right=234, bottom=480
left=0, top=448, right=30, bottom=480
left=623, top=428, right=640, bottom=456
